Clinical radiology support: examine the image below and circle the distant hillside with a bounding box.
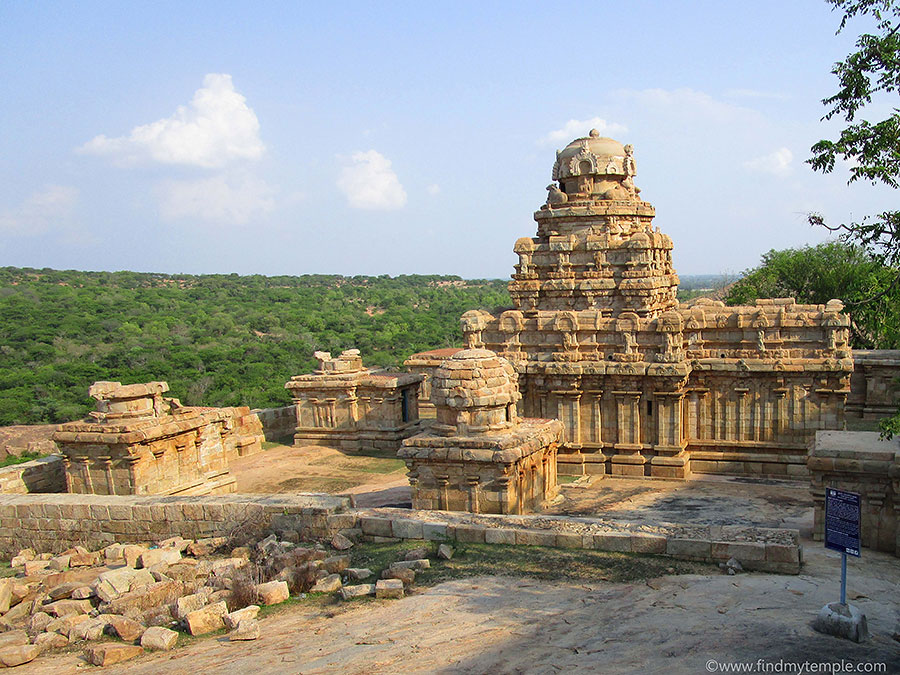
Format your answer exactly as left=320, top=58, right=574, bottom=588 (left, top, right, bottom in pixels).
left=0, top=268, right=510, bottom=425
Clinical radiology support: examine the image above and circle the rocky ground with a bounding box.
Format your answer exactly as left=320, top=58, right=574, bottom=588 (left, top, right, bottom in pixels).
left=14, top=542, right=900, bottom=674
left=0, top=426, right=57, bottom=462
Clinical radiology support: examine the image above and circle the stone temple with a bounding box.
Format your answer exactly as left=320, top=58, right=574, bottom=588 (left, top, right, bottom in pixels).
left=451, top=130, right=853, bottom=480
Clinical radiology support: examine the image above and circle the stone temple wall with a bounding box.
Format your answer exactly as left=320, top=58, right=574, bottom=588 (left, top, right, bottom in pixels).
left=250, top=405, right=298, bottom=442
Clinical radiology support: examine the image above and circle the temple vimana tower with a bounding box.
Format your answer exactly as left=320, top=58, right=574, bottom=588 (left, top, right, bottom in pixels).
left=453, top=130, right=853, bottom=479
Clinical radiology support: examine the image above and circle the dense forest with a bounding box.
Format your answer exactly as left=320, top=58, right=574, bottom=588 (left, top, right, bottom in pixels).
left=0, top=268, right=511, bottom=425
left=0, top=267, right=795, bottom=427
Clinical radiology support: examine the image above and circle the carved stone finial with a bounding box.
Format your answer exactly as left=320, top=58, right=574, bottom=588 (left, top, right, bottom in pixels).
left=589, top=128, right=600, bottom=138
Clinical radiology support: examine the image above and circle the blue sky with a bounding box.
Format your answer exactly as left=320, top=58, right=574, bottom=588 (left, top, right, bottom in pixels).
left=0, top=1, right=894, bottom=278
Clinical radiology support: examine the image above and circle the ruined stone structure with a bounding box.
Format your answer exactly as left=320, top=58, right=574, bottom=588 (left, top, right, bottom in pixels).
left=399, top=348, right=562, bottom=514
left=53, top=381, right=263, bottom=495
left=846, top=350, right=900, bottom=421
left=808, top=431, right=899, bottom=556
left=285, top=349, right=423, bottom=452
left=458, top=131, right=853, bottom=478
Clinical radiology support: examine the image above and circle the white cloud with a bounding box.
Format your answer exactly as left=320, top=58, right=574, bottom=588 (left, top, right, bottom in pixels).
left=80, top=74, right=264, bottom=168
left=540, top=117, right=628, bottom=146
left=744, top=147, right=793, bottom=176
left=427, top=183, right=441, bottom=196
left=337, top=150, right=407, bottom=210
left=0, top=184, right=79, bottom=235
left=157, top=173, right=275, bottom=225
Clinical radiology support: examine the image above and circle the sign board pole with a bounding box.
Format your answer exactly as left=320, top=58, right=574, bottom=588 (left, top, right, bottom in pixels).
left=813, top=488, right=867, bottom=642
left=840, top=552, right=847, bottom=605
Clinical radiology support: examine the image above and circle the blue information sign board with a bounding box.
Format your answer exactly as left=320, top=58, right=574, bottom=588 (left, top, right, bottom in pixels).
left=824, top=488, right=861, bottom=558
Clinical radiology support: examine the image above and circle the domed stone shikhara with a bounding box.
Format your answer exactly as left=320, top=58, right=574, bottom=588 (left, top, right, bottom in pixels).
left=430, top=348, right=520, bottom=436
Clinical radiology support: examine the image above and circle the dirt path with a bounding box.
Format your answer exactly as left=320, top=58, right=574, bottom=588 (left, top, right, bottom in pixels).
left=229, top=445, right=409, bottom=500
left=21, top=542, right=900, bottom=674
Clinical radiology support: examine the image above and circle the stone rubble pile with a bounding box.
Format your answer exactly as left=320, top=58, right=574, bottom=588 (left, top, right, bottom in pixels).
left=0, top=532, right=433, bottom=668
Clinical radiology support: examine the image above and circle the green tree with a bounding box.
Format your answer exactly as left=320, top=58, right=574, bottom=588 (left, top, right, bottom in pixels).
left=809, top=0, right=900, bottom=436
left=724, top=242, right=900, bottom=349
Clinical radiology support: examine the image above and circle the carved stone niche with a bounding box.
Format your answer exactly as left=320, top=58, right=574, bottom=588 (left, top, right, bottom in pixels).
left=613, top=312, right=642, bottom=362
left=461, top=309, right=491, bottom=349
left=655, top=312, right=684, bottom=363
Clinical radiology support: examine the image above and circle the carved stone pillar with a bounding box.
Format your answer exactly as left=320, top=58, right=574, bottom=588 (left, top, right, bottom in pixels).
left=651, top=392, right=689, bottom=479
left=466, top=476, right=481, bottom=514
left=612, top=391, right=645, bottom=477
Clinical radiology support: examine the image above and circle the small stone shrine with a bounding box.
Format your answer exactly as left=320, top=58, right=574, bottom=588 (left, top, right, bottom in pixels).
left=399, top=348, right=562, bottom=514
left=53, top=381, right=263, bottom=495
left=285, top=349, right=423, bottom=452
left=456, top=131, right=854, bottom=478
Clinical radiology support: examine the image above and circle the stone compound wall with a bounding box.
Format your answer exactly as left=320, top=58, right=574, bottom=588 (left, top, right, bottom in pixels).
left=0, top=493, right=351, bottom=557
left=808, top=430, right=899, bottom=556
left=0, top=455, right=66, bottom=494
left=251, top=405, right=298, bottom=442
left=353, top=508, right=802, bottom=574
left=0, top=493, right=801, bottom=572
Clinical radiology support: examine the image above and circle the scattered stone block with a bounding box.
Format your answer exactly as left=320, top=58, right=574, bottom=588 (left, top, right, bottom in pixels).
left=256, top=580, right=290, bottom=605
left=187, top=537, right=227, bottom=557
left=437, top=544, right=454, bottom=560
left=330, top=533, right=353, bottom=551
left=139, top=548, right=182, bottom=569
left=0, top=644, right=40, bottom=667
left=104, top=580, right=184, bottom=616
left=43, top=598, right=93, bottom=618
left=403, top=547, right=429, bottom=561
left=47, top=581, right=83, bottom=601
left=345, top=568, right=372, bottom=582
left=68, top=552, right=100, bottom=568
left=71, top=586, right=94, bottom=600
left=10, top=550, right=35, bottom=568
left=228, top=619, right=260, bottom=641
left=141, top=625, right=178, bottom=651
left=375, top=579, right=404, bottom=599
left=85, top=643, right=143, bottom=667
left=223, top=605, right=259, bottom=631
left=184, top=601, right=228, bottom=636
left=341, top=584, right=375, bottom=600
left=105, top=615, right=146, bottom=642
left=46, top=613, right=89, bottom=635
left=324, top=555, right=350, bottom=574
left=103, top=543, right=125, bottom=564
left=49, top=555, right=71, bottom=571
left=174, top=592, right=208, bottom=620
left=123, top=545, right=146, bottom=568
left=33, top=631, right=68, bottom=652
left=0, top=579, right=14, bottom=614
left=69, top=617, right=107, bottom=641
left=27, top=612, right=53, bottom=635
left=310, top=575, right=341, bottom=594
left=390, top=559, right=430, bottom=571
left=23, top=560, right=50, bottom=577
left=94, top=567, right=155, bottom=603
left=382, top=567, right=415, bottom=586
left=0, top=631, right=28, bottom=650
